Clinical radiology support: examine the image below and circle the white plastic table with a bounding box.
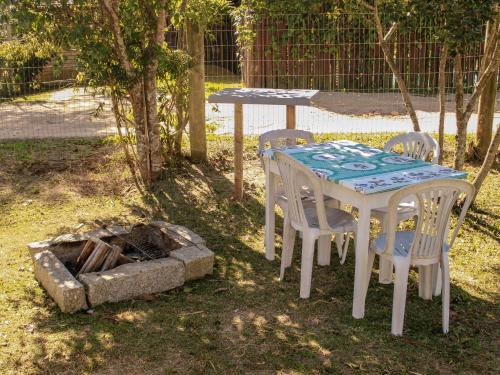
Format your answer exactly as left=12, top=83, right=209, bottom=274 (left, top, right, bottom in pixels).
left=262, top=140, right=467, bottom=319
left=208, top=88, right=319, bottom=199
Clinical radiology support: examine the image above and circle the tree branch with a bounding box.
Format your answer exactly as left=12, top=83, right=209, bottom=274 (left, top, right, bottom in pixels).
left=384, top=22, right=398, bottom=42
left=99, top=0, right=135, bottom=79
left=463, top=36, right=500, bottom=125
left=154, top=0, right=167, bottom=46
left=369, top=0, right=420, bottom=131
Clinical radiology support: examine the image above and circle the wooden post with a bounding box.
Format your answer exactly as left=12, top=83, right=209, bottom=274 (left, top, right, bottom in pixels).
left=234, top=103, right=244, bottom=200
left=286, top=105, right=296, bottom=129
left=186, top=19, right=207, bottom=162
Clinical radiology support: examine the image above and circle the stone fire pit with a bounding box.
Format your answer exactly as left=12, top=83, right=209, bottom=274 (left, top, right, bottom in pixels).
left=28, top=221, right=214, bottom=313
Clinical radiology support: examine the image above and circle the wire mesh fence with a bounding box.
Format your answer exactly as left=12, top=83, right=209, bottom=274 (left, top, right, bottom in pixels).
left=0, top=12, right=498, bottom=143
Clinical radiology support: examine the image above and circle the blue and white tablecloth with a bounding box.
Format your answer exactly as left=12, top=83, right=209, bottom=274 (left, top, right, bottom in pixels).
left=269, top=140, right=467, bottom=194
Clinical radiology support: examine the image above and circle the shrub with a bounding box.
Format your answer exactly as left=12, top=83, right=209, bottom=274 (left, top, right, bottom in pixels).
left=0, top=38, right=56, bottom=99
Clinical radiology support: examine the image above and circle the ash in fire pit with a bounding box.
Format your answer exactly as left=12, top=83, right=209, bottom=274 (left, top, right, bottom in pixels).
left=28, top=221, right=214, bottom=312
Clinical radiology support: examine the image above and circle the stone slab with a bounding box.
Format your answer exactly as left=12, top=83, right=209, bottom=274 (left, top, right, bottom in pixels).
left=170, top=245, right=214, bottom=281
left=151, top=221, right=206, bottom=246
left=33, top=250, right=88, bottom=313
left=27, top=225, right=129, bottom=260
left=207, top=88, right=319, bottom=106
left=78, top=257, right=185, bottom=307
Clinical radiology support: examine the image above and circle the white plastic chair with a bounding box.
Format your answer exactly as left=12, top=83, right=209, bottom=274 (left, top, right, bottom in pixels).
left=275, top=151, right=358, bottom=298
left=374, top=132, right=441, bottom=284
left=258, top=129, right=314, bottom=153
left=259, top=130, right=343, bottom=265
left=365, top=179, right=474, bottom=335
left=383, top=131, right=439, bottom=164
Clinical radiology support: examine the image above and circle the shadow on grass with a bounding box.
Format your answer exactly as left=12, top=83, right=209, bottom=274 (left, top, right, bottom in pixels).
left=464, top=206, right=500, bottom=243
left=14, top=159, right=497, bottom=375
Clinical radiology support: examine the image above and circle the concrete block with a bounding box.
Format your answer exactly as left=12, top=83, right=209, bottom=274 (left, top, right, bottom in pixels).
left=151, top=221, right=206, bottom=246
left=78, top=257, right=185, bottom=307
left=33, top=250, right=88, bottom=313
left=170, top=245, right=214, bottom=281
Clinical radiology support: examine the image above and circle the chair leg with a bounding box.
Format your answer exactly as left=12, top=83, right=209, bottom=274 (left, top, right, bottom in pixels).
left=299, top=233, right=316, bottom=299
left=432, top=263, right=442, bottom=297
left=339, top=232, right=351, bottom=265
left=418, top=265, right=433, bottom=300
left=379, top=258, right=393, bottom=284
left=365, top=249, right=376, bottom=292
left=335, top=233, right=344, bottom=258
left=280, top=215, right=296, bottom=281
left=441, top=254, right=450, bottom=333
left=378, top=217, right=393, bottom=284
left=391, top=259, right=410, bottom=336
left=317, top=235, right=332, bottom=266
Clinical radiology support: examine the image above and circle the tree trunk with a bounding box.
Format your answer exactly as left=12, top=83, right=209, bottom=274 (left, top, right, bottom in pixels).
left=174, top=100, right=186, bottom=156
left=143, top=66, right=163, bottom=180
left=472, top=124, right=500, bottom=202
left=476, top=18, right=499, bottom=159
left=99, top=0, right=164, bottom=185
left=438, top=45, right=448, bottom=165
left=128, top=84, right=152, bottom=183
left=454, top=54, right=467, bottom=170
left=476, top=71, right=498, bottom=158
left=186, top=19, right=207, bottom=162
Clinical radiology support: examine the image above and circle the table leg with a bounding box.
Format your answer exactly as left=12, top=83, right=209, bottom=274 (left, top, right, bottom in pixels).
left=234, top=103, right=243, bottom=200
left=265, top=166, right=276, bottom=261
left=352, top=206, right=371, bottom=319
left=317, top=236, right=332, bottom=266
left=286, top=105, right=296, bottom=130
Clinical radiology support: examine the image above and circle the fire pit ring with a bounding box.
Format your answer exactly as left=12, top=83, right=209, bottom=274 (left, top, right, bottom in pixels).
left=28, top=221, right=214, bottom=312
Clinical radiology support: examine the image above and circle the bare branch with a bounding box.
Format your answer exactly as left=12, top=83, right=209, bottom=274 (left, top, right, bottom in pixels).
left=463, top=39, right=500, bottom=124
left=480, top=7, right=500, bottom=73
left=369, top=0, right=420, bottom=131
left=384, top=22, right=398, bottom=42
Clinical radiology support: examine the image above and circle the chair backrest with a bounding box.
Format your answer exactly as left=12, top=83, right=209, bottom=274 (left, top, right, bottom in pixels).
left=383, top=179, right=475, bottom=260
left=274, top=151, right=329, bottom=233
left=258, top=129, right=314, bottom=156
left=384, top=132, right=439, bottom=163
left=422, top=133, right=440, bottom=164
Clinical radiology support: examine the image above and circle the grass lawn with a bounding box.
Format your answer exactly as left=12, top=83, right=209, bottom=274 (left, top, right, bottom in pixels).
left=0, top=134, right=498, bottom=374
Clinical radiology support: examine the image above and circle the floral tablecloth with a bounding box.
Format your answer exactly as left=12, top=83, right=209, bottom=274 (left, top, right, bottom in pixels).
left=268, top=140, right=467, bottom=194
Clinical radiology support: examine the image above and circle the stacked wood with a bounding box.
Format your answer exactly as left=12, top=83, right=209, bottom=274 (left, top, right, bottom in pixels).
left=76, top=237, right=133, bottom=276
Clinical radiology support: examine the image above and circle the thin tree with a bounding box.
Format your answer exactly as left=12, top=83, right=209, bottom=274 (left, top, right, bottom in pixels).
left=358, top=0, right=421, bottom=132
left=474, top=13, right=499, bottom=159
left=99, top=0, right=166, bottom=184
left=452, top=15, right=499, bottom=170
left=437, top=45, right=448, bottom=164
